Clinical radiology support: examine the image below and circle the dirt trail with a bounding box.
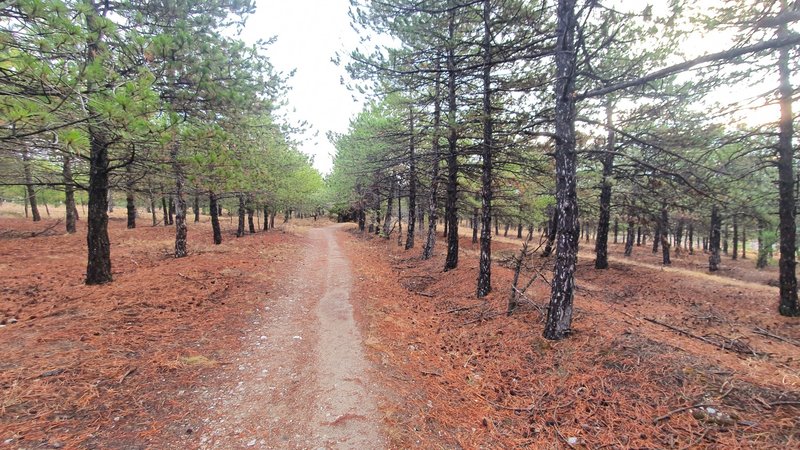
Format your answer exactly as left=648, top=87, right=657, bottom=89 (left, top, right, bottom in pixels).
left=185, top=225, right=384, bottom=449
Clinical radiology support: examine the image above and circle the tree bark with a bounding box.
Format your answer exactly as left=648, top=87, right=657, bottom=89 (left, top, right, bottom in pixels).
left=22, top=148, right=41, bottom=222
left=125, top=161, right=136, bottom=229
left=161, top=194, right=169, bottom=227
left=168, top=196, right=175, bottom=225
left=149, top=190, right=157, bottom=227
left=193, top=193, right=200, bottom=223
left=444, top=9, right=460, bottom=272
left=709, top=205, right=721, bottom=272
left=624, top=220, right=634, bottom=256
left=406, top=107, right=417, bottom=250
left=688, top=223, right=694, bottom=255
left=777, top=7, right=799, bottom=315
left=247, top=196, right=255, bottom=234
left=171, top=142, right=188, bottom=258
left=541, top=206, right=557, bottom=257
left=732, top=215, right=739, bottom=260
left=477, top=0, right=493, bottom=297
left=544, top=0, right=579, bottom=341
left=661, top=205, right=671, bottom=265
left=652, top=223, right=660, bottom=254
left=209, top=192, right=222, bottom=245
left=237, top=195, right=246, bottom=237
left=594, top=102, right=615, bottom=269
left=63, top=154, right=77, bottom=233
left=263, top=205, right=269, bottom=231
left=383, top=174, right=394, bottom=238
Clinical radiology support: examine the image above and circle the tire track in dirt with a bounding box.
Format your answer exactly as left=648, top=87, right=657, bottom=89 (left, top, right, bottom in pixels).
left=180, top=226, right=383, bottom=449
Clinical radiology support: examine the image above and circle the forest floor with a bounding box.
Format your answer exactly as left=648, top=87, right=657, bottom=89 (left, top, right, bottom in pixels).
left=1, top=209, right=799, bottom=449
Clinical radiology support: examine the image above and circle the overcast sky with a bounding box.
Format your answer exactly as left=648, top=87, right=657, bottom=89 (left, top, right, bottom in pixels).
left=241, top=0, right=363, bottom=175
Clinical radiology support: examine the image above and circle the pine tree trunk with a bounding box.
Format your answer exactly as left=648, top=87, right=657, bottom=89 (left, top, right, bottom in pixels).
left=756, top=220, right=769, bottom=269
left=517, top=222, right=523, bottom=239
left=161, top=194, right=169, bottom=226
left=777, top=12, right=799, bottom=315
left=209, top=192, right=222, bottom=245
left=63, top=154, right=77, bottom=233
left=472, top=206, right=479, bottom=244
left=171, top=143, right=188, bottom=258
left=422, top=84, right=442, bottom=259
left=741, top=227, right=746, bottom=258
left=149, top=191, right=157, bottom=227
left=652, top=224, right=660, bottom=253
left=709, top=206, right=721, bottom=271
left=504, top=222, right=509, bottom=237
left=732, top=215, right=739, bottom=260
left=661, top=205, right=671, bottom=265
left=383, top=174, right=395, bottom=238
left=125, top=162, right=136, bottom=229
left=688, top=223, right=694, bottom=255
left=636, top=226, right=641, bottom=246
left=443, top=10, right=459, bottom=271
left=613, top=219, right=618, bottom=244
left=168, top=196, right=175, bottom=225
left=270, top=211, right=276, bottom=229
left=406, top=107, right=417, bottom=250
left=22, top=148, right=41, bottom=222
left=544, top=0, right=579, bottom=341
left=624, top=220, right=634, bottom=256
left=193, top=194, right=200, bottom=223
left=594, top=104, right=615, bottom=270
left=247, top=196, right=255, bottom=234
left=263, top=205, right=269, bottom=231
left=237, top=195, right=246, bottom=237
left=542, top=207, right=557, bottom=257
left=477, top=0, right=493, bottom=297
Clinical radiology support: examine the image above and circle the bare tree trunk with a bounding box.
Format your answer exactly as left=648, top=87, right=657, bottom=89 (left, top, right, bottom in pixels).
left=541, top=207, right=557, bottom=257
left=383, top=173, right=395, bottom=238
left=594, top=102, right=615, bottom=269
left=63, top=154, right=77, bottom=233
left=209, top=192, right=222, bottom=245
left=709, top=206, right=721, bottom=271
left=544, top=0, right=579, bottom=341
left=237, top=194, right=246, bottom=237
left=263, top=205, right=269, bottom=231
left=444, top=9, right=459, bottom=271
left=247, top=196, right=255, bottom=234
left=125, top=161, right=136, bottom=229
left=477, top=0, right=494, bottom=297
left=406, top=107, right=417, bottom=250
left=161, top=194, right=169, bottom=227
left=777, top=6, right=798, bottom=315
left=624, top=220, right=634, bottom=256
left=171, top=143, right=188, bottom=258
left=22, top=148, right=41, bottom=222
left=149, top=190, right=157, bottom=227
left=661, top=205, right=671, bottom=265
left=732, top=215, right=739, bottom=260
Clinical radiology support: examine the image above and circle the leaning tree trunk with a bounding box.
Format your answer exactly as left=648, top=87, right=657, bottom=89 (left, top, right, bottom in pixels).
left=476, top=0, right=494, bottom=297
left=209, top=192, right=222, bottom=245
left=777, top=16, right=799, bottom=315
left=709, top=205, right=721, bottom=272
left=22, top=148, right=41, bottom=222
left=624, top=220, right=635, bottom=257
left=170, top=142, right=188, bottom=258
left=406, top=107, right=417, bottom=250
left=63, top=153, right=77, bottom=233
left=544, top=0, right=579, bottom=341
left=125, top=161, right=136, bottom=229
left=236, top=194, right=246, bottom=237
left=443, top=13, right=460, bottom=272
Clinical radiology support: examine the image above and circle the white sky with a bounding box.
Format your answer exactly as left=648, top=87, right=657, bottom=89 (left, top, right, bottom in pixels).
left=241, top=0, right=363, bottom=175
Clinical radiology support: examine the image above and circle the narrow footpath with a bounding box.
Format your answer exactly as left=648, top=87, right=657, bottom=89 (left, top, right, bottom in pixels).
left=178, top=226, right=384, bottom=449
